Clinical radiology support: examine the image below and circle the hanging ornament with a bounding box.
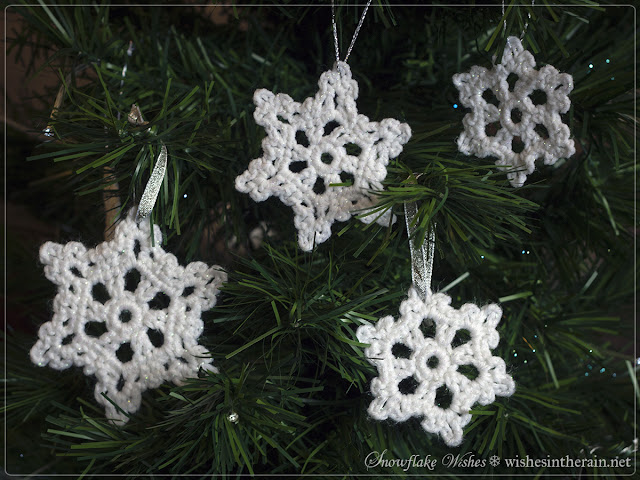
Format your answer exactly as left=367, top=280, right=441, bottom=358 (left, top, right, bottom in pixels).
left=31, top=146, right=227, bottom=423
left=235, top=1, right=411, bottom=251
left=453, top=36, right=575, bottom=187
left=356, top=203, right=514, bottom=446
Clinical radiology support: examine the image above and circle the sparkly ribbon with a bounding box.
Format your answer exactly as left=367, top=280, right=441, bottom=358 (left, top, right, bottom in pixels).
left=136, top=144, right=167, bottom=223
left=501, top=0, right=535, bottom=43
left=331, top=0, right=372, bottom=64
left=520, top=0, right=535, bottom=40
left=404, top=202, right=435, bottom=300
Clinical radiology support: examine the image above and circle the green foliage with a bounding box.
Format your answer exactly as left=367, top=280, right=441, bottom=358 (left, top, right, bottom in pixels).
left=5, top=1, right=636, bottom=477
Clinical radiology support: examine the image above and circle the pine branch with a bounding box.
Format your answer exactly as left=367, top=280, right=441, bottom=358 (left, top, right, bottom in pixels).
left=5, top=1, right=636, bottom=477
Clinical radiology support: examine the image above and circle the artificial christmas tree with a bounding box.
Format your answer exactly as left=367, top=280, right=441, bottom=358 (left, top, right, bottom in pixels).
left=4, top=1, right=637, bottom=477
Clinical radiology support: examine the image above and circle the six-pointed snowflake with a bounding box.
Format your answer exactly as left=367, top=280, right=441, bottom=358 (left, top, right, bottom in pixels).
left=357, top=287, right=515, bottom=447
left=235, top=61, right=411, bottom=251
left=453, top=36, right=575, bottom=187
left=31, top=209, right=227, bottom=423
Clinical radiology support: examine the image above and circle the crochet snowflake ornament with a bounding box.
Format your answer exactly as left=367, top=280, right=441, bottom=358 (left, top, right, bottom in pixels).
left=453, top=36, right=575, bottom=187
left=235, top=61, right=411, bottom=251
left=31, top=209, right=227, bottom=423
left=357, top=287, right=515, bottom=447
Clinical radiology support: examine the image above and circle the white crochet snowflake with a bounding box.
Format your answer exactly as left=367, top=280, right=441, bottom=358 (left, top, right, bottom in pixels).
left=357, top=287, right=515, bottom=447
left=235, top=61, right=411, bottom=251
left=31, top=209, right=227, bottom=423
left=453, top=36, right=575, bottom=187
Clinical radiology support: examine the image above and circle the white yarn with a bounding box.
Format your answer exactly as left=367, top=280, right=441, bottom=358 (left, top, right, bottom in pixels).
left=235, top=61, right=411, bottom=251
left=31, top=209, right=227, bottom=423
left=453, top=37, right=575, bottom=187
left=356, top=287, right=515, bottom=447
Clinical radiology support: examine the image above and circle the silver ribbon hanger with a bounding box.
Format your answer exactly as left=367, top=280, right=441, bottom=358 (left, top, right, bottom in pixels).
left=502, top=0, right=535, bottom=45
left=136, top=143, right=168, bottom=223
left=520, top=0, right=535, bottom=40
left=117, top=41, right=135, bottom=118
left=404, top=202, right=436, bottom=300
left=331, top=0, right=373, bottom=65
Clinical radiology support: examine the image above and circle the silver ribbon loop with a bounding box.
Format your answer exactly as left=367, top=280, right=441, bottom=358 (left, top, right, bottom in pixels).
left=331, top=0, right=372, bottom=64
left=404, top=202, right=435, bottom=300
left=136, top=144, right=167, bottom=223
left=520, top=0, right=535, bottom=40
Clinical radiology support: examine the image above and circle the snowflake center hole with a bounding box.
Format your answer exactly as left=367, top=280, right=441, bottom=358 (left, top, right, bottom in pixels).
left=321, top=152, right=334, bottom=165
left=391, top=342, right=412, bottom=359
left=427, top=355, right=440, bottom=369
left=119, top=310, right=132, bottom=323
left=398, top=376, right=419, bottom=395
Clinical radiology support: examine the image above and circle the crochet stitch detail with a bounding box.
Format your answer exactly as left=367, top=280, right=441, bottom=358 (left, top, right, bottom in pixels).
left=31, top=209, right=227, bottom=423
left=235, top=61, right=411, bottom=251
left=453, top=36, right=575, bottom=187
left=357, top=287, right=515, bottom=447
